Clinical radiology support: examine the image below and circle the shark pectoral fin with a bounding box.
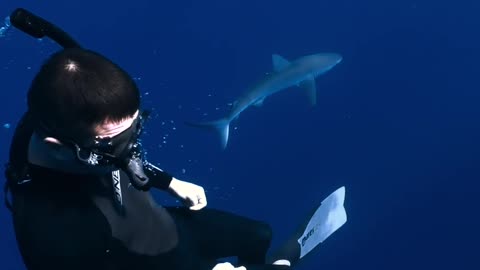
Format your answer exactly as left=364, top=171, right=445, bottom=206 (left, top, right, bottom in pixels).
left=272, top=54, right=291, bottom=72
left=253, top=97, right=265, bottom=107
left=219, top=121, right=230, bottom=149
left=299, top=76, right=317, bottom=106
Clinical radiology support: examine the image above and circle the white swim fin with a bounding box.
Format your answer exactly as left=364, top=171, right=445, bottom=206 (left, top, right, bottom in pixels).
left=268, top=186, right=348, bottom=265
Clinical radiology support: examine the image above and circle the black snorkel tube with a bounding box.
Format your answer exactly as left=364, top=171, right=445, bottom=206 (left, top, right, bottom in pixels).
left=10, top=8, right=81, bottom=49
left=5, top=8, right=168, bottom=195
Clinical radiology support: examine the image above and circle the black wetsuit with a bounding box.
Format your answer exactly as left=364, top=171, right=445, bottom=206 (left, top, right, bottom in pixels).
left=8, top=164, right=288, bottom=270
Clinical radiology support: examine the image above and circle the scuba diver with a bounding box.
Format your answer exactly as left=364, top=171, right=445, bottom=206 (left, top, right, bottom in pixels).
left=3, top=8, right=347, bottom=270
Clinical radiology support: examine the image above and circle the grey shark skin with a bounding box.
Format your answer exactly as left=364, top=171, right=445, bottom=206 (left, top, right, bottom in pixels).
left=187, top=53, right=342, bottom=149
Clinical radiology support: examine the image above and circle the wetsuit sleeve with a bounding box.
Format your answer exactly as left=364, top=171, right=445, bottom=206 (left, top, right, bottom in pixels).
left=150, top=169, right=173, bottom=190
left=143, top=162, right=173, bottom=190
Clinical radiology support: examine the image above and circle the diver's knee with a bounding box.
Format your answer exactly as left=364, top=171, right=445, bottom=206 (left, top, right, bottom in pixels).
left=255, top=221, right=273, bottom=246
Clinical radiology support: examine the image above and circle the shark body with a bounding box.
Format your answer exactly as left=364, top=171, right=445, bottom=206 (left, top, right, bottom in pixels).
left=187, top=53, right=342, bottom=149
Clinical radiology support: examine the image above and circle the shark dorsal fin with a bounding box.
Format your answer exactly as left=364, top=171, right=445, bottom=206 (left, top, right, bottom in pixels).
left=272, top=54, right=291, bottom=72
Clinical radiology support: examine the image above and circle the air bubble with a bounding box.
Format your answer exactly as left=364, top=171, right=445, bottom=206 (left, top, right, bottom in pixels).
left=0, top=16, right=11, bottom=37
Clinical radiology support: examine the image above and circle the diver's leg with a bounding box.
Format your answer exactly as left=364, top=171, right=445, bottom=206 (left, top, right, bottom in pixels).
left=167, top=207, right=273, bottom=265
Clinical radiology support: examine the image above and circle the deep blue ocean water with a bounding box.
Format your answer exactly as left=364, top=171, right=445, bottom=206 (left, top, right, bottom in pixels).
left=1, top=1, right=480, bottom=269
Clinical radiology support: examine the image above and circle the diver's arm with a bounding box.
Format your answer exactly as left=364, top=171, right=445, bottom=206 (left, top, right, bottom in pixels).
left=149, top=172, right=208, bottom=210
left=142, top=161, right=207, bottom=210
left=167, top=177, right=207, bottom=210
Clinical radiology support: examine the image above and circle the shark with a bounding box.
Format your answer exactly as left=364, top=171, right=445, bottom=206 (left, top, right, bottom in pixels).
left=186, top=53, right=343, bottom=149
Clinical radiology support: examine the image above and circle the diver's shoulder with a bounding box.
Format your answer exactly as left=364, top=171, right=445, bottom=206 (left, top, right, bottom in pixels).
left=10, top=164, right=104, bottom=211
left=10, top=165, right=111, bottom=238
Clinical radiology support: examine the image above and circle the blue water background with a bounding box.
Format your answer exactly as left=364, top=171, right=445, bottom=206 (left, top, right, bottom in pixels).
left=1, top=1, right=479, bottom=269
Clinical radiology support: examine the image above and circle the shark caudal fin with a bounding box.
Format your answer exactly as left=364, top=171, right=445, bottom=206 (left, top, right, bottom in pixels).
left=185, top=118, right=231, bottom=149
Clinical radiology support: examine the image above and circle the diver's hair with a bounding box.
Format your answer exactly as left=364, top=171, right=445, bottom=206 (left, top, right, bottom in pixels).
left=27, top=48, right=140, bottom=138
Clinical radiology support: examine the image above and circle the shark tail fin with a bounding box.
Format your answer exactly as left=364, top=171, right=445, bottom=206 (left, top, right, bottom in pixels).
left=185, top=118, right=231, bottom=149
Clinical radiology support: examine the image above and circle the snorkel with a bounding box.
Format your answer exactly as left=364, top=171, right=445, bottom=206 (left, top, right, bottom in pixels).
left=6, top=8, right=162, bottom=192
left=10, top=8, right=81, bottom=48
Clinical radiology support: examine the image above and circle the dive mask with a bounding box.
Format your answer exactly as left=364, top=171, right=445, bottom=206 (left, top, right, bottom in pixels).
left=36, top=110, right=153, bottom=190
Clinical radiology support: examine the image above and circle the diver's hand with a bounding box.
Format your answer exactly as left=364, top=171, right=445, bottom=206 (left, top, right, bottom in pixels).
left=212, top=262, right=246, bottom=270
left=168, top=178, right=207, bottom=210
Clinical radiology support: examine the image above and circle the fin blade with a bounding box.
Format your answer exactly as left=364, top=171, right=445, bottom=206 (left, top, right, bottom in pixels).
left=299, top=76, right=317, bottom=106
left=267, top=186, right=347, bottom=266
left=297, top=186, right=347, bottom=259
left=272, top=54, right=291, bottom=72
